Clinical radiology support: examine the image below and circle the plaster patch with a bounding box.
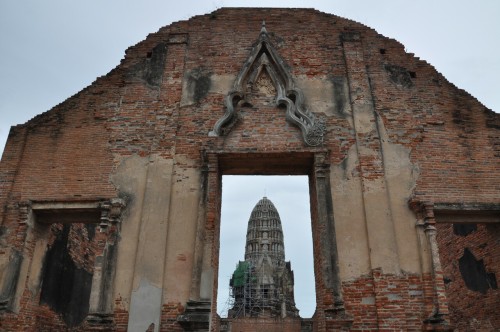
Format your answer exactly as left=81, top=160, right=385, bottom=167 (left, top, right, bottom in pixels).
left=332, top=146, right=372, bottom=279
left=361, top=296, right=375, bottom=305
left=409, top=290, right=423, bottom=296
left=387, top=293, right=403, bottom=301
left=110, top=155, right=149, bottom=301
left=200, top=269, right=213, bottom=301
left=208, top=74, right=235, bottom=94
left=335, top=145, right=360, bottom=187
left=111, top=154, right=149, bottom=196
left=375, top=112, right=422, bottom=273
left=361, top=176, right=386, bottom=194
left=128, top=278, right=162, bottom=332
left=353, top=105, right=378, bottom=134
left=308, top=101, right=334, bottom=115
left=296, top=76, right=334, bottom=106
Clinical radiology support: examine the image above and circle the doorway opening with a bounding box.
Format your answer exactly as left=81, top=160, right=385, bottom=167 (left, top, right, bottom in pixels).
left=217, top=175, right=316, bottom=318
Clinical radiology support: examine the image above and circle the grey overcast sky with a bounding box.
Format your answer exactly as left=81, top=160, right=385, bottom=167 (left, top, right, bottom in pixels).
left=0, top=0, right=499, bottom=318
left=1, top=0, right=499, bottom=156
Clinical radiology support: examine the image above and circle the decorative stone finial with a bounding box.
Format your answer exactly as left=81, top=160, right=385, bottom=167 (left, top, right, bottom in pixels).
left=260, top=20, right=267, bottom=34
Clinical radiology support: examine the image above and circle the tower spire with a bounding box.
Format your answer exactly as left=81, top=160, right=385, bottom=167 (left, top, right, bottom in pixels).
left=244, top=197, right=285, bottom=265
left=228, top=196, right=299, bottom=319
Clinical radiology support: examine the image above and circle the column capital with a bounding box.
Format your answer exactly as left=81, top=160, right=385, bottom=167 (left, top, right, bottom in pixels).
left=314, top=151, right=330, bottom=178
left=99, top=198, right=126, bottom=230
left=409, top=200, right=436, bottom=226
left=423, top=202, right=436, bottom=226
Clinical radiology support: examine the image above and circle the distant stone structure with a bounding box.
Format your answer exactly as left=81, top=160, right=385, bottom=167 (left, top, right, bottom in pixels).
left=227, top=197, right=298, bottom=319
left=0, top=7, right=498, bottom=332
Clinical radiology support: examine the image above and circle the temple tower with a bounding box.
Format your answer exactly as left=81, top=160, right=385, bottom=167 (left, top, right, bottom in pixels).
left=228, top=197, right=299, bottom=318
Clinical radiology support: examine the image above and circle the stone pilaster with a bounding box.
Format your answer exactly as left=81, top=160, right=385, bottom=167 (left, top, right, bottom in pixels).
left=87, top=199, right=125, bottom=326
left=0, top=202, right=31, bottom=313
left=313, top=152, right=347, bottom=325
left=422, top=203, right=451, bottom=329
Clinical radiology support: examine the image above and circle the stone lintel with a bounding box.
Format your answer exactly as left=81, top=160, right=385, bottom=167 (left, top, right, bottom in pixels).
left=411, top=201, right=500, bottom=224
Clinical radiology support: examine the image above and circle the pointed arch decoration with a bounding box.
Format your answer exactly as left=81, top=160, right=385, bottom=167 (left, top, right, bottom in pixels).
left=209, top=23, right=326, bottom=146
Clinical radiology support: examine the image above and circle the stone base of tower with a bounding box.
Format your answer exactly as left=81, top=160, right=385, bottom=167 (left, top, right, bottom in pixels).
left=220, top=317, right=305, bottom=332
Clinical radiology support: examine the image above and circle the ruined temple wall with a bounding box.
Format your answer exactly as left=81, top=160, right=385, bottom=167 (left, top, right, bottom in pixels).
left=0, top=7, right=498, bottom=332
left=359, top=29, right=500, bottom=205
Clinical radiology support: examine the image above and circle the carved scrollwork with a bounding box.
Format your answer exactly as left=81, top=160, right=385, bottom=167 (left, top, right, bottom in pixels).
left=209, top=22, right=325, bottom=146
left=209, top=92, right=243, bottom=137
left=281, top=89, right=326, bottom=146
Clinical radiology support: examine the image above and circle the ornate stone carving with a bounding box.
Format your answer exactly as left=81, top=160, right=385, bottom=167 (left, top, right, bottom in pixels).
left=209, top=22, right=326, bottom=146
left=254, top=70, right=276, bottom=96
left=99, top=198, right=126, bottom=230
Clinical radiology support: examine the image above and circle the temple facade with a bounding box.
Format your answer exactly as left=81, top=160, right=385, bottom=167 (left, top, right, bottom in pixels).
left=227, top=197, right=298, bottom=319
left=0, top=7, right=498, bottom=332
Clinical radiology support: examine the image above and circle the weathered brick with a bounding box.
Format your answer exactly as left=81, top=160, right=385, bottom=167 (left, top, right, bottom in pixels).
left=0, top=7, right=498, bottom=332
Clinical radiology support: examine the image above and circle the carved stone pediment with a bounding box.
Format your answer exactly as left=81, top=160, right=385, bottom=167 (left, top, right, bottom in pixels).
left=209, top=22, right=325, bottom=146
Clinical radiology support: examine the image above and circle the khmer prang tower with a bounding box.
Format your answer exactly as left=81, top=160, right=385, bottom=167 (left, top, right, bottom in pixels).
left=228, top=197, right=299, bottom=318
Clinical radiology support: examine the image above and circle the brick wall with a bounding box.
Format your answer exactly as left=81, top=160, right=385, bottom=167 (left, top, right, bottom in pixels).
left=0, top=7, right=498, bottom=331
left=437, top=223, right=500, bottom=331
left=342, top=271, right=439, bottom=331
left=160, top=303, right=185, bottom=332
